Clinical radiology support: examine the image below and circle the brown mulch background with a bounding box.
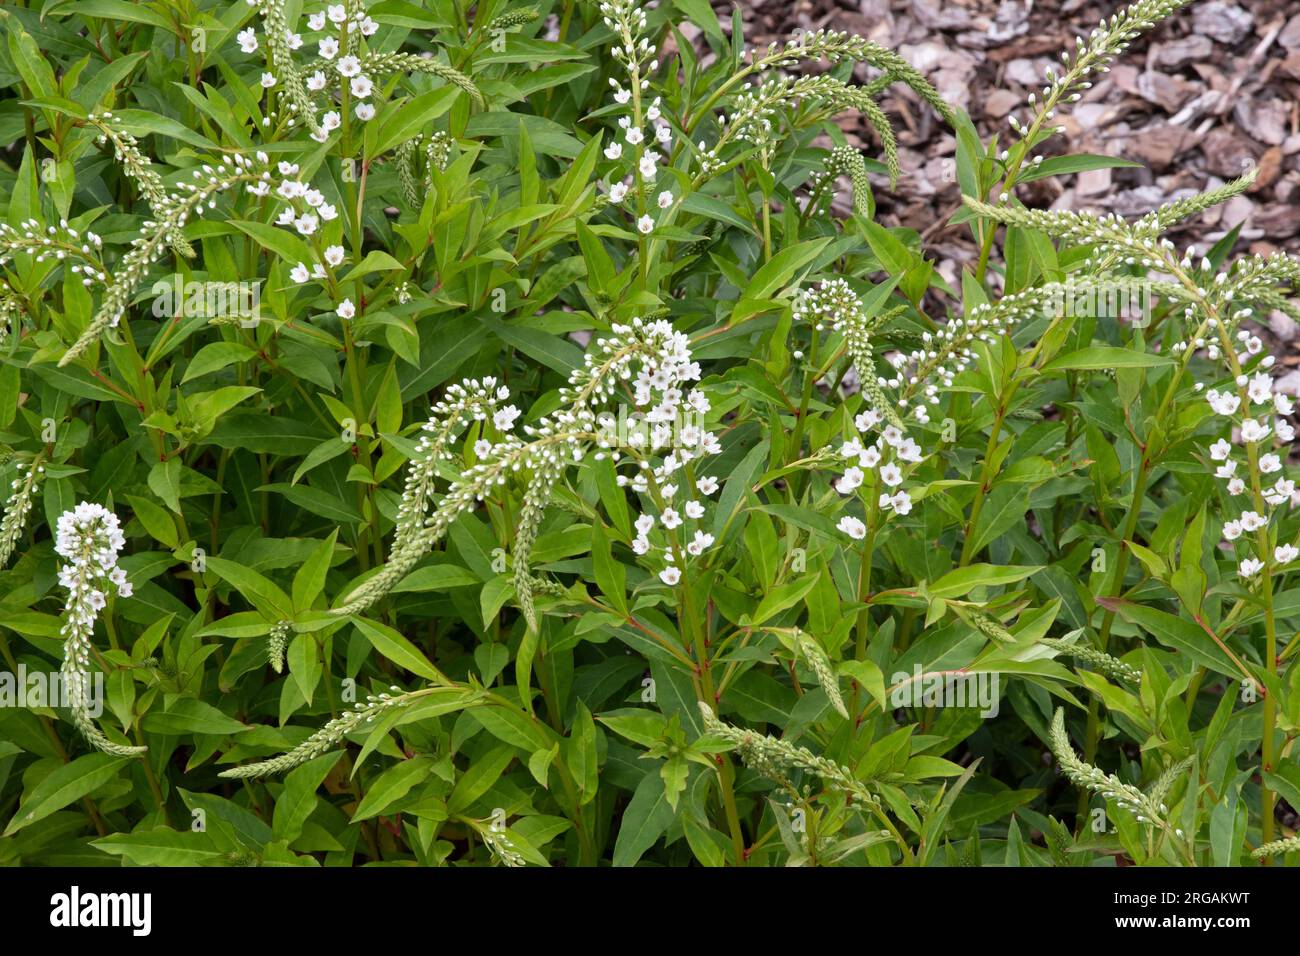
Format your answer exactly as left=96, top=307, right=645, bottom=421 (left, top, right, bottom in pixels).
left=712, top=0, right=1300, bottom=350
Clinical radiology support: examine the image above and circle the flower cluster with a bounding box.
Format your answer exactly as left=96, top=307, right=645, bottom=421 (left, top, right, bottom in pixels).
left=87, top=111, right=193, bottom=257
left=0, top=457, right=44, bottom=568
left=241, top=0, right=381, bottom=132
left=55, top=502, right=142, bottom=756
left=220, top=684, right=425, bottom=777
left=60, top=151, right=270, bottom=366
left=792, top=280, right=928, bottom=539
left=332, top=318, right=716, bottom=623
left=1049, top=709, right=1182, bottom=837
left=598, top=0, right=673, bottom=235
left=241, top=0, right=477, bottom=140
left=393, top=377, right=513, bottom=551
left=699, top=702, right=879, bottom=808
left=1194, top=326, right=1298, bottom=581
left=599, top=322, right=722, bottom=585
left=1003, top=0, right=1193, bottom=180
left=0, top=218, right=105, bottom=283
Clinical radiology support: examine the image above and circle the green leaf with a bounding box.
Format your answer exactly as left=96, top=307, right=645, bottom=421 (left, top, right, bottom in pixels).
left=91, top=829, right=224, bottom=866
left=352, top=756, right=433, bottom=821
left=1096, top=598, right=1243, bottom=680
left=273, top=752, right=343, bottom=843
left=141, top=698, right=251, bottom=736
left=929, top=564, right=1041, bottom=599
left=351, top=617, right=447, bottom=683
left=612, top=770, right=675, bottom=867
left=4, top=754, right=131, bottom=836
left=1018, top=154, right=1144, bottom=184
left=1042, top=347, right=1174, bottom=371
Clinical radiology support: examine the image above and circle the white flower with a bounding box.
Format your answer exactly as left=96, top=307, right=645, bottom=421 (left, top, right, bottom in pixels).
left=324, top=245, right=346, bottom=267
left=1206, top=390, right=1240, bottom=416
left=655, top=125, right=671, bottom=145
left=1239, top=557, right=1264, bottom=579
left=1276, top=544, right=1299, bottom=564
left=625, top=127, right=644, bottom=145
left=859, top=446, right=881, bottom=468
left=108, top=566, right=131, bottom=598
left=890, top=491, right=913, bottom=515
left=1227, top=478, right=1246, bottom=496
left=659, top=566, right=681, bottom=585
left=355, top=102, right=376, bottom=121
left=661, top=508, right=682, bottom=530
left=1215, top=460, right=1237, bottom=480
left=609, top=182, right=628, bottom=203
left=260, top=72, right=277, bottom=89
left=896, top=437, right=923, bottom=463
left=474, top=439, right=492, bottom=457
left=632, top=536, right=650, bottom=555
left=697, top=476, right=719, bottom=496
left=1241, top=419, right=1270, bottom=443
left=237, top=29, right=258, bottom=53
left=308, top=12, right=326, bottom=30
left=635, top=514, right=655, bottom=535
left=494, top=405, right=521, bottom=431
left=1275, top=393, right=1294, bottom=415
left=327, top=4, right=347, bottom=24
left=322, top=110, right=342, bottom=130
left=318, top=37, right=339, bottom=59
left=657, top=190, right=673, bottom=209
left=350, top=75, right=373, bottom=98
left=836, top=467, right=864, bottom=494
left=1278, top=419, right=1296, bottom=442
left=879, top=463, right=903, bottom=487
left=840, top=438, right=863, bottom=459
left=318, top=203, right=339, bottom=221
left=613, top=88, right=631, bottom=105
left=686, top=530, right=714, bottom=555
left=294, top=214, right=319, bottom=236
left=290, top=262, right=311, bottom=284
left=1240, top=511, right=1266, bottom=532
left=837, top=516, right=867, bottom=540
left=604, top=143, right=623, bottom=160
left=856, top=409, right=883, bottom=430
left=881, top=426, right=904, bottom=448
left=336, top=298, right=356, bottom=319
left=1208, top=438, right=1232, bottom=461
left=360, top=16, right=379, bottom=36
left=1259, top=453, right=1283, bottom=474
left=1223, top=520, right=1242, bottom=541
left=1249, top=373, right=1274, bottom=405
left=637, top=215, right=654, bottom=234
left=684, top=500, right=704, bottom=519
left=638, top=154, right=657, bottom=178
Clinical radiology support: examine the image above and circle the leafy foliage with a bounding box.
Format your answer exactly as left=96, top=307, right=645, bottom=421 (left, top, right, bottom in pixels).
left=0, top=0, right=1297, bottom=868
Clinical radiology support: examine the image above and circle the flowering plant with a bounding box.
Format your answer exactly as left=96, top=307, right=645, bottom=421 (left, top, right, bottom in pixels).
left=0, top=0, right=1297, bottom=869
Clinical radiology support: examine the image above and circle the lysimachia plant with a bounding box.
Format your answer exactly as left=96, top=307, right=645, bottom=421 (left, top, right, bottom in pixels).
left=1, top=0, right=1298, bottom=869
